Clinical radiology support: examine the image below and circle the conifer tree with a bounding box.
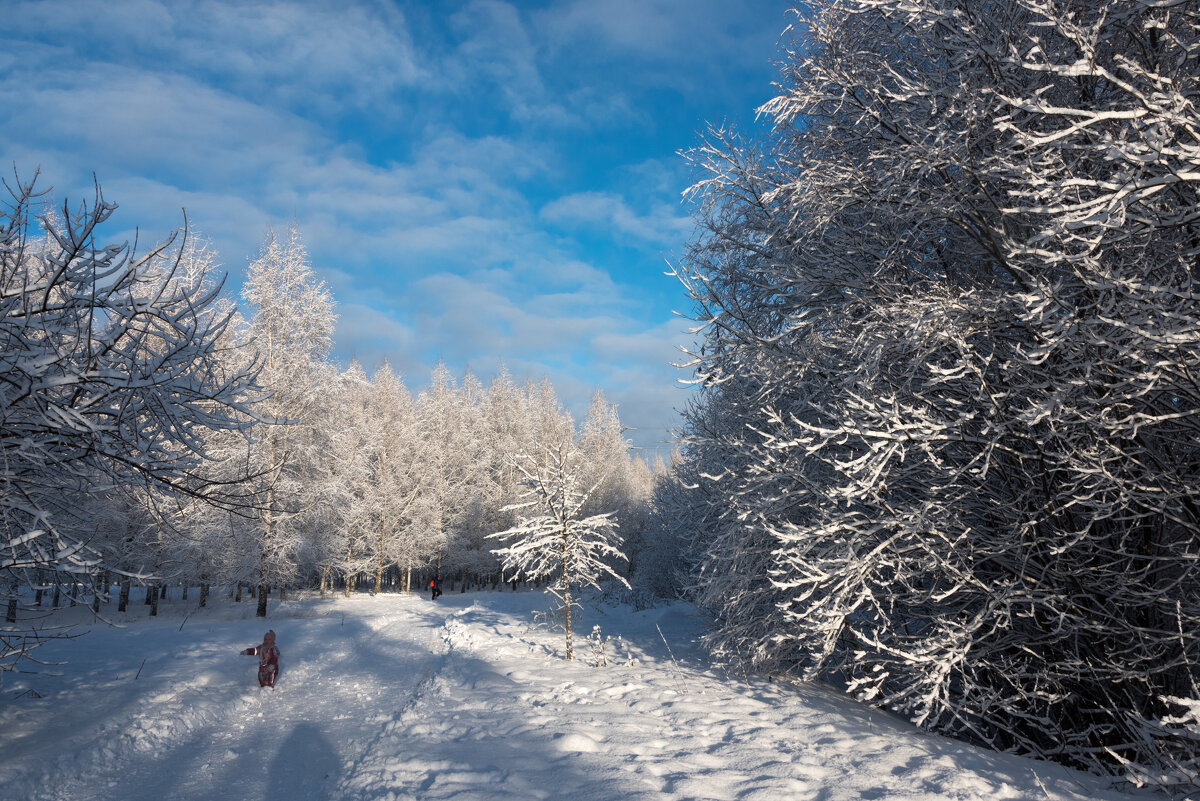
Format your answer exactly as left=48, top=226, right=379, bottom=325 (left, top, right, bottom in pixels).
left=240, top=225, right=335, bottom=616
left=490, top=435, right=629, bottom=660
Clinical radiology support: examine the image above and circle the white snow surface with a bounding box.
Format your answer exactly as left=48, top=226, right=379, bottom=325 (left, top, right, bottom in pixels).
left=0, top=590, right=1154, bottom=801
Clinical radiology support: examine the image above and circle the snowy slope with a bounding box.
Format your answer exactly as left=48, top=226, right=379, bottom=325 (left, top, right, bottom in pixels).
left=0, top=591, right=1153, bottom=801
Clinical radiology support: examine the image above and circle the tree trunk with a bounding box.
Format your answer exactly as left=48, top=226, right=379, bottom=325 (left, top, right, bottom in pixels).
left=118, top=580, right=130, bottom=612
left=150, top=584, right=159, bottom=617
left=256, top=444, right=277, bottom=619
left=235, top=582, right=243, bottom=602
left=320, top=567, right=329, bottom=598
left=561, top=526, right=573, bottom=660
left=94, top=568, right=109, bottom=606
left=280, top=585, right=286, bottom=602
left=182, top=583, right=188, bottom=601
left=374, top=524, right=386, bottom=595
left=199, top=583, right=210, bottom=608
left=5, top=597, right=16, bottom=624
left=53, top=584, right=60, bottom=608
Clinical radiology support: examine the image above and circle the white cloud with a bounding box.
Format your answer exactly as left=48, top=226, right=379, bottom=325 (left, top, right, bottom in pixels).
left=591, top=318, right=693, bottom=369
left=540, top=191, right=692, bottom=245
left=537, top=0, right=788, bottom=72
left=450, top=0, right=543, bottom=96
left=0, top=63, right=321, bottom=194
left=6, top=0, right=425, bottom=116
left=333, top=302, right=423, bottom=377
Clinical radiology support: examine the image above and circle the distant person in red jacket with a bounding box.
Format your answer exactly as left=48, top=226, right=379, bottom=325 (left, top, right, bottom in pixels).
left=429, top=574, right=443, bottom=601
left=241, top=629, right=280, bottom=687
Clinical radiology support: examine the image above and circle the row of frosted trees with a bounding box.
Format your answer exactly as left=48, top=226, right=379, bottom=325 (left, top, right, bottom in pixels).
left=1, top=173, right=656, bottom=646
left=170, top=224, right=654, bottom=616
left=649, top=0, right=1200, bottom=796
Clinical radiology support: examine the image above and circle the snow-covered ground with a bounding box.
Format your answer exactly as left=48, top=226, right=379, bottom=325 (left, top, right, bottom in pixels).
left=0, top=590, right=1153, bottom=801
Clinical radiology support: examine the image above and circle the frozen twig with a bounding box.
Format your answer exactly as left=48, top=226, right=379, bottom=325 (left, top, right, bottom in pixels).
left=657, top=624, right=688, bottom=694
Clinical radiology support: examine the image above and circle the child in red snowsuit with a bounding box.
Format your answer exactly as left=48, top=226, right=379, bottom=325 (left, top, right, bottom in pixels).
left=241, top=629, right=280, bottom=687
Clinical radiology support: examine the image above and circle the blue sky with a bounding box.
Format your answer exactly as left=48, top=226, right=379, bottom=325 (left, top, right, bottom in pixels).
left=2, top=0, right=791, bottom=458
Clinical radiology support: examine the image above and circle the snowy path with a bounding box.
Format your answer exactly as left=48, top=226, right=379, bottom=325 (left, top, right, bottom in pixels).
left=1, top=591, right=1151, bottom=801
left=1, top=594, right=444, bottom=801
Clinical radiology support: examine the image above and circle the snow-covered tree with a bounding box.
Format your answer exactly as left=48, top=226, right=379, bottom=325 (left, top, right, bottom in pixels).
left=416, top=363, right=489, bottom=580
left=577, top=391, right=653, bottom=581
left=479, top=367, right=530, bottom=540
left=490, top=435, right=630, bottom=660
left=0, top=173, right=258, bottom=666
left=309, top=361, right=372, bottom=595
left=667, top=0, right=1200, bottom=793
left=239, top=225, right=335, bottom=616
left=106, top=231, right=253, bottom=607
left=360, top=363, right=430, bottom=593
left=577, top=392, right=631, bottom=516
